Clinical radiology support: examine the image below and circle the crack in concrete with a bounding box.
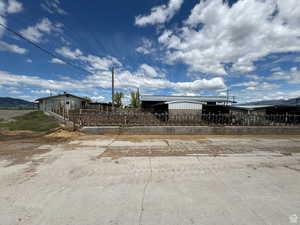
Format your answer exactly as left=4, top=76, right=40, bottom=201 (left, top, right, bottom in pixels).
left=138, top=157, right=152, bottom=225
left=105, top=135, right=119, bottom=151
left=284, top=165, right=300, bottom=172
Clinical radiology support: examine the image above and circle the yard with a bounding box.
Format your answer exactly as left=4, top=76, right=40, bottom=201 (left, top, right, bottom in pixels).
left=0, top=133, right=300, bottom=225
left=0, top=110, right=59, bottom=132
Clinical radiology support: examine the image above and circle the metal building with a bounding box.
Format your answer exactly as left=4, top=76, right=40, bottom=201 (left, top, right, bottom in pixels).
left=140, top=95, right=235, bottom=115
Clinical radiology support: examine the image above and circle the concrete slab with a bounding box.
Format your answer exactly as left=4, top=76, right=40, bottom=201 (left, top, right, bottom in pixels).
left=0, top=136, right=300, bottom=225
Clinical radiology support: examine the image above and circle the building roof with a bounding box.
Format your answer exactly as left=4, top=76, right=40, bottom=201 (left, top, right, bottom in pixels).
left=165, top=100, right=204, bottom=105
left=141, top=95, right=235, bottom=103
left=36, top=93, right=89, bottom=102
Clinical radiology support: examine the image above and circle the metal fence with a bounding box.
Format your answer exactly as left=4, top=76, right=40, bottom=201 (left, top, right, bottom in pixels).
left=67, top=110, right=300, bottom=127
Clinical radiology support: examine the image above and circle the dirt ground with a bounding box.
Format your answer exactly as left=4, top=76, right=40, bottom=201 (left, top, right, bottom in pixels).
left=0, top=110, right=34, bottom=121
left=0, top=132, right=300, bottom=225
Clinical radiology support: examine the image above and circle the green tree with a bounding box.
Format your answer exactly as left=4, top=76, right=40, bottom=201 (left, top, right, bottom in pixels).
left=113, top=92, right=124, bottom=108
left=130, top=89, right=140, bottom=108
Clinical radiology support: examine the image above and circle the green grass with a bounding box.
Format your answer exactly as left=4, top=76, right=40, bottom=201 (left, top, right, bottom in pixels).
left=0, top=111, right=59, bottom=132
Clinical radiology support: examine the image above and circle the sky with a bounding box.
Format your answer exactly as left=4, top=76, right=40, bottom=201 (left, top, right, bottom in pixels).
left=0, top=0, right=300, bottom=103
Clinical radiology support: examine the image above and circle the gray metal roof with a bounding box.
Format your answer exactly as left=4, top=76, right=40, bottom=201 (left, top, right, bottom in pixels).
left=141, top=95, right=235, bottom=103
left=36, top=93, right=89, bottom=102
left=165, top=100, right=204, bottom=105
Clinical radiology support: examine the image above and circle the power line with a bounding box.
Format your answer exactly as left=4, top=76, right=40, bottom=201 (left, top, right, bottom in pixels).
left=0, top=22, right=92, bottom=75
left=1, top=13, right=122, bottom=73
left=0, top=14, right=101, bottom=69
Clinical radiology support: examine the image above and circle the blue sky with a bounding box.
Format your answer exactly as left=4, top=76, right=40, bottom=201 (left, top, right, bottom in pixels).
left=0, top=0, right=300, bottom=103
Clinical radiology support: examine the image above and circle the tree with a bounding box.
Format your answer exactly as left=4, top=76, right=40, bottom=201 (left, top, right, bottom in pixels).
left=113, top=92, right=124, bottom=108
left=130, top=89, right=140, bottom=108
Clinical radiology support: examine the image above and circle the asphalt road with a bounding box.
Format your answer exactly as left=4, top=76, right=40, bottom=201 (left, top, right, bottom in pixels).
left=0, top=134, right=300, bottom=225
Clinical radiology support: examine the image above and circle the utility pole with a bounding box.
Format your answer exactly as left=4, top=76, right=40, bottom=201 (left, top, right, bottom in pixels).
left=226, top=89, right=230, bottom=106
left=137, top=87, right=140, bottom=108
left=112, top=67, right=115, bottom=111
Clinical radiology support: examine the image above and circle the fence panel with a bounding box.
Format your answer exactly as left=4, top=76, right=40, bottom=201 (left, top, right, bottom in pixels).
left=66, top=110, right=300, bottom=127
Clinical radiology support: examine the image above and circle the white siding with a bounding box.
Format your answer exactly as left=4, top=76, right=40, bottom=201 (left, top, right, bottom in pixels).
left=168, top=102, right=203, bottom=110
left=39, top=96, right=83, bottom=112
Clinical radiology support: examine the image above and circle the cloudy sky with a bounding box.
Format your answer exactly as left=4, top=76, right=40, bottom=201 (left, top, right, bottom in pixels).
left=0, top=0, right=300, bottom=103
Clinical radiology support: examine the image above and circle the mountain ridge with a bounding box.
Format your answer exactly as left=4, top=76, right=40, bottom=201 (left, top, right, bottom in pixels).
left=0, top=97, right=33, bottom=108
left=239, top=97, right=300, bottom=106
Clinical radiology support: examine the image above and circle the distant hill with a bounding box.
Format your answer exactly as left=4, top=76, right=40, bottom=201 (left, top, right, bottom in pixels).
left=0, top=97, right=33, bottom=108
left=239, top=97, right=300, bottom=106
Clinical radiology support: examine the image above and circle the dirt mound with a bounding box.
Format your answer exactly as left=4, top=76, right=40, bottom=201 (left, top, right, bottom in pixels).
left=46, top=129, right=84, bottom=139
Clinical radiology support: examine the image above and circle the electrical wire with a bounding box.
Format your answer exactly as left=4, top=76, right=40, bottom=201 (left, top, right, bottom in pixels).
left=0, top=22, right=92, bottom=75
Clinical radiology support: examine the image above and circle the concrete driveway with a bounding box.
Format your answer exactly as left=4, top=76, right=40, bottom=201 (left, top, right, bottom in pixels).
left=0, top=134, right=300, bottom=225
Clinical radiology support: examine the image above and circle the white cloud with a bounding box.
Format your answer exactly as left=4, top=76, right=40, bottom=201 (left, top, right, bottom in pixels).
left=135, top=0, right=184, bottom=26
left=0, top=0, right=22, bottom=36
left=81, top=55, right=122, bottom=72
left=0, top=0, right=6, bottom=15
left=271, top=67, right=282, bottom=72
left=90, top=96, right=106, bottom=102
left=136, top=38, right=155, bottom=55
left=31, top=89, right=56, bottom=95
left=246, top=74, right=261, bottom=80
left=232, top=80, right=279, bottom=91
left=55, top=46, right=122, bottom=71
left=157, top=0, right=300, bottom=75
left=294, top=56, right=300, bottom=63
left=171, top=92, right=199, bottom=96
left=231, top=81, right=259, bottom=87
left=26, top=59, right=32, bottom=63
left=41, top=0, right=67, bottom=15
left=236, top=88, right=300, bottom=104
left=174, top=77, right=226, bottom=91
left=0, top=2, right=7, bottom=37
left=50, top=58, right=66, bottom=64
left=0, top=70, right=85, bottom=91
left=245, top=82, right=280, bottom=91
left=55, top=46, right=82, bottom=59
left=268, top=67, right=300, bottom=84
left=0, top=68, right=226, bottom=96
left=138, top=64, right=165, bottom=78
left=53, top=46, right=226, bottom=92
left=0, top=40, right=26, bottom=54
left=7, top=0, right=22, bottom=13
left=20, top=18, right=62, bottom=43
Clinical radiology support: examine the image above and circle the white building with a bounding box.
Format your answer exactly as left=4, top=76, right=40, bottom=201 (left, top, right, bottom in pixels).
left=140, top=95, right=235, bottom=115
left=36, top=93, right=89, bottom=114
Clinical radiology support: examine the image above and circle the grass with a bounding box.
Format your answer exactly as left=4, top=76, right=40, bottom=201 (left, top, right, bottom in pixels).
left=0, top=111, right=59, bottom=132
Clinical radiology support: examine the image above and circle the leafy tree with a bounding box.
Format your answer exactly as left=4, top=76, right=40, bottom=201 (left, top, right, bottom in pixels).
left=130, top=89, right=140, bottom=108
left=113, top=92, right=124, bottom=107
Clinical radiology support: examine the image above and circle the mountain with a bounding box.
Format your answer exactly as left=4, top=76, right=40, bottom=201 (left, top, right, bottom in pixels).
left=0, top=97, right=33, bottom=108
left=239, top=97, right=300, bottom=106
